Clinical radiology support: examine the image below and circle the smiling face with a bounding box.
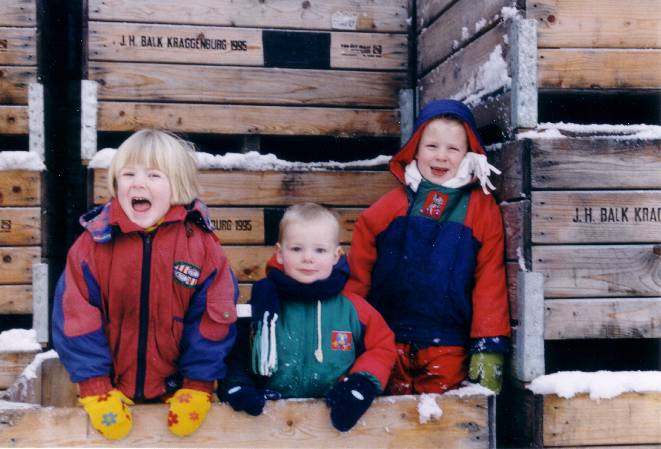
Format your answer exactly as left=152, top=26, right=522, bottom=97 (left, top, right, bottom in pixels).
left=276, top=218, right=341, bottom=284
left=116, top=165, right=172, bottom=229
left=415, top=117, right=469, bottom=185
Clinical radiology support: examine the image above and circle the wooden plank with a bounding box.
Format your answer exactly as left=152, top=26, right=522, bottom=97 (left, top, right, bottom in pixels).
left=0, top=105, right=29, bottom=134
left=528, top=0, right=661, bottom=49
left=0, top=350, right=39, bottom=389
left=532, top=191, right=661, bottom=244
left=418, top=0, right=510, bottom=74
left=0, top=395, right=492, bottom=448
left=419, top=23, right=508, bottom=106
left=0, top=171, right=41, bottom=206
left=416, top=0, right=455, bottom=29
left=539, top=49, right=661, bottom=89
left=0, top=207, right=40, bottom=245
left=40, top=357, right=78, bottom=407
left=0, top=246, right=40, bottom=284
left=238, top=283, right=252, bottom=304
left=489, top=139, right=528, bottom=202
left=543, top=392, right=661, bottom=446
left=0, top=284, right=31, bottom=313
left=530, top=139, right=661, bottom=189
left=88, top=22, right=408, bottom=70
left=470, top=91, right=513, bottom=140
left=0, top=66, right=35, bottom=105
left=0, top=0, right=36, bottom=27
left=89, top=62, right=406, bottom=107
left=210, top=208, right=264, bottom=245
left=88, top=0, right=409, bottom=33
left=0, top=26, right=35, bottom=65
left=544, top=297, right=661, bottom=339
left=97, top=102, right=400, bottom=136
left=94, top=170, right=397, bottom=206
left=225, top=246, right=272, bottom=282
left=505, top=261, right=520, bottom=321
left=501, top=200, right=528, bottom=262
left=532, top=245, right=661, bottom=298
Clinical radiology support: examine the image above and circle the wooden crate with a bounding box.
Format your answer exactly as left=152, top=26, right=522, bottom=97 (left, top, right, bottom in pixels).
left=82, top=0, right=411, bottom=160
left=93, top=167, right=399, bottom=302
left=417, top=0, right=661, bottom=134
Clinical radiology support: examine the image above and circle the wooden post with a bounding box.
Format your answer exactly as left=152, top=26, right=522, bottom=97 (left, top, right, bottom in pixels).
left=31, top=262, right=48, bottom=345
left=508, top=18, right=537, bottom=130
left=399, top=88, right=414, bottom=145
left=80, top=80, right=98, bottom=161
left=28, top=83, right=45, bottom=160
left=512, top=271, right=545, bottom=382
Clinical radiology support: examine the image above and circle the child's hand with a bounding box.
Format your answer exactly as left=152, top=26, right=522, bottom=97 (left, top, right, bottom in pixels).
left=79, top=389, right=134, bottom=440
left=468, top=352, right=504, bottom=393
left=325, top=373, right=378, bottom=432
left=165, top=388, right=213, bottom=437
left=218, top=384, right=281, bottom=416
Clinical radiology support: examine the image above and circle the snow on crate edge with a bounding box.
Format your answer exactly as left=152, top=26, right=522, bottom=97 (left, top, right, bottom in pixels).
left=517, top=123, right=661, bottom=140
left=0, top=329, right=41, bottom=353
left=528, top=370, right=661, bottom=400
left=0, top=151, right=45, bottom=171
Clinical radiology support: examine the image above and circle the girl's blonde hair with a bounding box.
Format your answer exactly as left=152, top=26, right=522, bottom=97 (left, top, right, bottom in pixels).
left=278, top=203, right=340, bottom=245
left=108, top=129, right=201, bottom=205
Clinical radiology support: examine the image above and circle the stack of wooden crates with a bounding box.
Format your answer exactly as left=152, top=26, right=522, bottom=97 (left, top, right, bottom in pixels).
left=417, top=0, right=661, bottom=447
left=0, top=0, right=47, bottom=390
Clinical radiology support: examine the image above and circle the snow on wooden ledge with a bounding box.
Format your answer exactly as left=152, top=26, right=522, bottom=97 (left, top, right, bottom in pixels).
left=0, top=392, right=495, bottom=448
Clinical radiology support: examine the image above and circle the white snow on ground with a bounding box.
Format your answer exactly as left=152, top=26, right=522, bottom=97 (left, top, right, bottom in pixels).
left=0, top=151, right=45, bottom=170
left=529, top=371, right=661, bottom=400
left=518, top=122, right=661, bottom=140
left=453, top=44, right=511, bottom=107
left=90, top=148, right=392, bottom=171
left=0, top=329, right=41, bottom=352
left=418, top=394, right=443, bottom=423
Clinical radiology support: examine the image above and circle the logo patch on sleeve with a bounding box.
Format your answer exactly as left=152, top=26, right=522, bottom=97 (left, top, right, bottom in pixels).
left=420, top=191, right=449, bottom=220
left=331, top=331, right=353, bottom=351
left=173, top=261, right=201, bottom=288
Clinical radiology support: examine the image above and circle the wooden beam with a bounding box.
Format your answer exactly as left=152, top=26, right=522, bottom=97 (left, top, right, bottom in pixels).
left=0, top=284, right=31, bottom=313
left=501, top=200, right=529, bottom=262
left=544, top=297, right=661, bottom=339
left=88, top=0, right=409, bottom=33
left=542, top=392, right=661, bottom=446
left=0, top=105, right=29, bottom=134
left=0, top=207, right=41, bottom=246
left=0, top=246, right=40, bottom=284
left=528, top=0, right=661, bottom=49
left=89, top=62, right=406, bottom=107
left=419, top=23, right=508, bottom=106
left=88, top=22, right=407, bottom=70
left=539, top=49, right=661, bottom=89
left=532, top=244, right=661, bottom=298
left=0, top=350, right=39, bottom=389
left=0, top=66, right=36, bottom=104
left=0, top=171, right=41, bottom=206
left=511, top=271, right=544, bottom=383
left=416, top=0, right=455, bottom=29
left=0, top=395, right=493, bottom=448
left=530, top=138, right=661, bottom=189
left=94, top=170, right=397, bottom=206
left=97, top=102, right=400, bottom=136
left=489, top=139, right=529, bottom=202
left=0, top=26, right=35, bottom=65
left=0, top=0, right=36, bottom=27
left=532, top=191, right=661, bottom=244
left=417, top=0, right=510, bottom=75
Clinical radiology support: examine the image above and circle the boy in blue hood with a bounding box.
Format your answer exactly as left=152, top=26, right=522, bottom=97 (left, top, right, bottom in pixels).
left=347, top=99, right=511, bottom=394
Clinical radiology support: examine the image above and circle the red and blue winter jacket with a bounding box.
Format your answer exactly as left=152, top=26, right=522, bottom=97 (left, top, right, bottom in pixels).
left=347, top=100, right=511, bottom=353
left=52, top=199, right=238, bottom=399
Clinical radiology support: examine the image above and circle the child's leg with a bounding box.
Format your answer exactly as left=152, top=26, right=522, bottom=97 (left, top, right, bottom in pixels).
left=412, top=345, right=467, bottom=394
left=385, top=343, right=415, bottom=395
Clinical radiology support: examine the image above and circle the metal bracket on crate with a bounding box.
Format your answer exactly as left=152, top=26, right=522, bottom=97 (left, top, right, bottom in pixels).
left=509, top=18, right=538, bottom=130
left=81, top=80, right=99, bottom=161
left=28, top=83, right=45, bottom=161
left=32, top=262, right=49, bottom=345
left=511, top=270, right=545, bottom=382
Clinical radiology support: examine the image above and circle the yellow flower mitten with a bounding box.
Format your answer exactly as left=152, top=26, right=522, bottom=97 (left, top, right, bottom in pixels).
left=79, top=389, right=134, bottom=440
left=165, top=388, right=213, bottom=437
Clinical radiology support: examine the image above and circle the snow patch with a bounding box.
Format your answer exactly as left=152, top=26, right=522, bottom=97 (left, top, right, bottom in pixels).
left=21, top=350, right=58, bottom=380
left=453, top=44, right=511, bottom=107
left=89, top=148, right=392, bottom=171
left=517, top=122, right=661, bottom=140
left=516, top=246, right=528, bottom=272
left=461, top=26, right=469, bottom=40
left=418, top=394, right=443, bottom=423
left=445, top=382, right=495, bottom=397
left=500, top=6, right=520, bottom=21
left=0, top=151, right=45, bottom=171
left=0, top=329, right=41, bottom=353
left=474, top=18, right=487, bottom=33
left=0, top=400, right=42, bottom=410
left=529, top=371, right=661, bottom=400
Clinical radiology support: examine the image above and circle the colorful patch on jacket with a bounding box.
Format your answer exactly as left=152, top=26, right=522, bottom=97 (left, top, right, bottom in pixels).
left=173, top=261, right=201, bottom=288
left=330, top=331, right=353, bottom=351
left=420, top=191, right=449, bottom=220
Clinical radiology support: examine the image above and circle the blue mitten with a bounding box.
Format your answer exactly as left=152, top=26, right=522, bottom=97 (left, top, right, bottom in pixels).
left=325, top=374, right=378, bottom=432
left=218, top=384, right=281, bottom=416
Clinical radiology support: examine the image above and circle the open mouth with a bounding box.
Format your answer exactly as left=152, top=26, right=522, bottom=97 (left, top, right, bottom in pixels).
left=131, top=197, right=152, bottom=212
left=430, top=167, right=449, bottom=177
